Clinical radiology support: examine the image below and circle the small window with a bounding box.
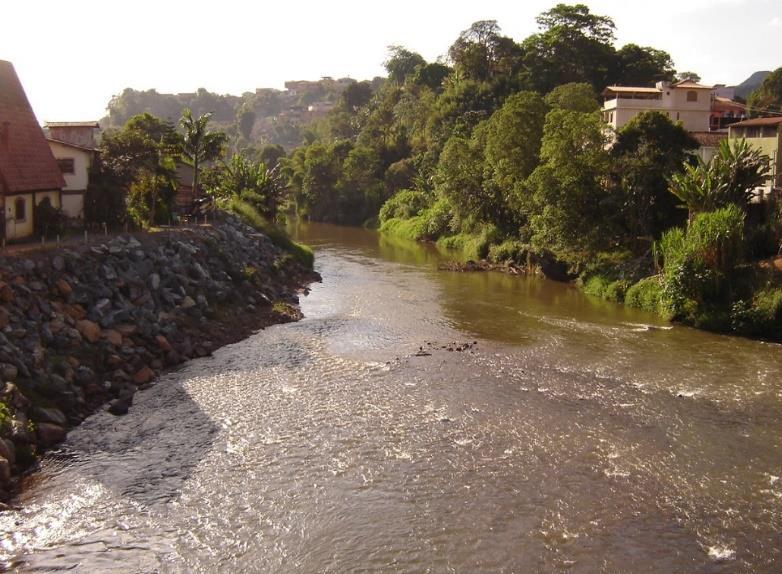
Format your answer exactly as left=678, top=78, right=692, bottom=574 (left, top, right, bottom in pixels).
left=57, top=158, right=75, bottom=174
left=686, top=91, right=698, bottom=102
left=14, top=197, right=26, bottom=222
left=747, top=127, right=760, bottom=138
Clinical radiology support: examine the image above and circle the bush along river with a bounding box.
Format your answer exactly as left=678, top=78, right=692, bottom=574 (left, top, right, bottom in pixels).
left=2, top=222, right=781, bottom=573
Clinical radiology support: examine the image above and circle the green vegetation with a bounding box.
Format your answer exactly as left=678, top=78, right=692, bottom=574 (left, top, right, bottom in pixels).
left=227, top=198, right=313, bottom=269
left=0, top=400, right=10, bottom=433
left=165, top=1, right=774, bottom=341
left=747, top=67, right=782, bottom=116
left=625, top=276, right=665, bottom=315
left=96, top=112, right=182, bottom=228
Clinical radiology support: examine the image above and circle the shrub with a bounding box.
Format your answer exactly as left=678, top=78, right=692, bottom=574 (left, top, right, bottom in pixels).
left=0, top=400, right=10, bottom=433
left=581, top=274, right=628, bottom=302
left=488, top=240, right=526, bottom=264
left=378, top=190, right=430, bottom=223
left=34, top=197, right=67, bottom=238
left=625, top=276, right=665, bottom=315
left=657, top=205, right=745, bottom=320
left=84, top=181, right=127, bottom=227
left=436, top=224, right=500, bottom=260
left=731, top=287, right=782, bottom=338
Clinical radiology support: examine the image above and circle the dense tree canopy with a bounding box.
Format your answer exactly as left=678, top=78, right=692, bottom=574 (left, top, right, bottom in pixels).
left=747, top=67, right=782, bottom=116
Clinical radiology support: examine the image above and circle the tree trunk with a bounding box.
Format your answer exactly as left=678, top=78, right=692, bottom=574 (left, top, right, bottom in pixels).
left=192, top=156, right=200, bottom=203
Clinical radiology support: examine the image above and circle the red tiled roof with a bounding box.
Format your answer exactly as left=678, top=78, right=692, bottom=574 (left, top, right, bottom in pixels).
left=0, top=60, right=65, bottom=194
left=728, top=116, right=782, bottom=128
left=46, top=137, right=96, bottom=152
left=690, top=131, right=727, bottom=147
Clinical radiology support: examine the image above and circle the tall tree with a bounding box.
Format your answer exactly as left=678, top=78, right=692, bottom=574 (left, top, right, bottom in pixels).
left=527, top=109, right=614, bottom=264
left=521, top=4, right=617, bottom=93
left=544, top=82, right=600, bottom=112
left=99, top=113, right=181, bottom=227
left=614, top=44, right=676, bottom=86
left=611, top=111, right=698, bottom=242
left=448, top=20, right=521, bottom=84
left=180, top=108, right=227, bottom=201
left=385, top=46, right=426, bottom=85
left=484, top=91, right=548, bottom=191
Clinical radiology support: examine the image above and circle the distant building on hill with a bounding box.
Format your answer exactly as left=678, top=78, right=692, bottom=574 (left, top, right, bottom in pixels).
left=602, top=79, right=716, bottom=133
left=0, top=60, right=64, bottom=241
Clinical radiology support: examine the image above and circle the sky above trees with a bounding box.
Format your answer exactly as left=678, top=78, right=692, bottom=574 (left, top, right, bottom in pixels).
left=3, top=0, right=780, bottom=122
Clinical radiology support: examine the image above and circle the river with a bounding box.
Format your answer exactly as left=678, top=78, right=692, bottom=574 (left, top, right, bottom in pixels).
left=1, top=222, right=781, bottom=573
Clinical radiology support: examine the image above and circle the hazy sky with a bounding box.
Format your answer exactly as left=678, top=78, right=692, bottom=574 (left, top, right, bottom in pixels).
left=2, top=0, right=780, bottom=123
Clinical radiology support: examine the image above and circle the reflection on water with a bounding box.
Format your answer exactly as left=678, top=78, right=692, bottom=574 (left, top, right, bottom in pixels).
left=1, top=222, right=781, bottom=573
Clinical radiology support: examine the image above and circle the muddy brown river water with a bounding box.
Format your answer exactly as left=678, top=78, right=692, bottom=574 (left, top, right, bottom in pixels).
left=1, top=222, right=781, bottom=572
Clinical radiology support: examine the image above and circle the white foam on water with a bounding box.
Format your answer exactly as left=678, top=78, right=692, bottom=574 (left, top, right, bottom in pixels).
left=707, top=545, right=735, bottom=561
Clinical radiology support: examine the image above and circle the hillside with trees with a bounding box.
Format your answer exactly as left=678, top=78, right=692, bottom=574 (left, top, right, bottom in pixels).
left=277, top=3, right=782, bottom=339
left=102, top=77, right=384, bottom=155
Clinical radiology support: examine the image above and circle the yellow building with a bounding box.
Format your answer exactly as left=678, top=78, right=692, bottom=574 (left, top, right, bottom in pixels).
left=728, top=117, right=782, bottom=200
left=0, top=60, right=64, bottom=241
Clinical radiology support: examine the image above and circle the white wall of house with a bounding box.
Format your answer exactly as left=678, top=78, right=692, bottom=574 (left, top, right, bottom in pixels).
left=47, top=140, right=91, bottom=191
left=47, top=140, right=91, bottom=219
left=603, top=86, right=712, bottom=132
left=61, top=193, right=84, bottom=219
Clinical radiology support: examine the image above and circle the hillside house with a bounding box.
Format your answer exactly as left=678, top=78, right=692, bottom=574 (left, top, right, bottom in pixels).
left=602, top=79, right=715, bottom=133
left=728, top=117, right=782, bottom=201
left=45, top=121, right=99, bottom=219
left=0, top=60, right=64, bottom=241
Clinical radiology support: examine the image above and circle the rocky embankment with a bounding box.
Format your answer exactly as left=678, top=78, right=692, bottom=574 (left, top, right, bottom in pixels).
left=0, top=215, right=318, bottom=505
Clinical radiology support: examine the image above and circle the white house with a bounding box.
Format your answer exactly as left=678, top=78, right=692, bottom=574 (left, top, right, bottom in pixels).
left=45, top=121, right=99, bottom=220
left=0, top=60, right=64, bottom=241
left=602, top=79, right=714, bottom=133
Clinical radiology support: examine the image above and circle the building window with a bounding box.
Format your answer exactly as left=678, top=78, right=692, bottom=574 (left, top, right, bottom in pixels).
left=747, top=127, right=760, bottom=138
left=686, top=91, right=698, bottom=102
left=14, top=197, right=26, bottom=222
left=57, top=158, right=75, bottom=174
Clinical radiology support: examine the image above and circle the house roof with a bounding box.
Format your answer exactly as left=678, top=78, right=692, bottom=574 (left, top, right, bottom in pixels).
left=604, top=86, right=661, bottom=94
left=44, top=121, right=99, bottom=128
left=46, top=137, right=95, bottom=152
left=672, top=79, right=714, bottom=90
left=690, top=131, right=727, bottom=147
left=0, top=60, right=65, bottom=194
left=728, top=116, right=782, bottom=128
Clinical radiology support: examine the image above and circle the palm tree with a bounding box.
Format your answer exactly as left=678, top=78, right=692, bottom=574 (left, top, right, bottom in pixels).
left=179, top=108, right=227, bottom=202
left=668, top=139, right=771, bottom=222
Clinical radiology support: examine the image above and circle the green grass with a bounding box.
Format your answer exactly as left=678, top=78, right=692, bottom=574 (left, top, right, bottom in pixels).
left=487, top=240, right=527, bottom=265
left=625, top=276, right=666, bottom=315
left=228, top=198, right=314, bottom=269
left=581, top=274, right=629, bottom=303
left=379, top=215, right=429, bottom=241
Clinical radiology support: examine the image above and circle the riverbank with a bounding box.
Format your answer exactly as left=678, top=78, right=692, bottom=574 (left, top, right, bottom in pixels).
left=0, top=214, right=318, bottom=505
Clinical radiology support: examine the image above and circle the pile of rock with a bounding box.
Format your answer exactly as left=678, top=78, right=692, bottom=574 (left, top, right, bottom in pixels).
left=0, top=214, right=316, bottom=503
